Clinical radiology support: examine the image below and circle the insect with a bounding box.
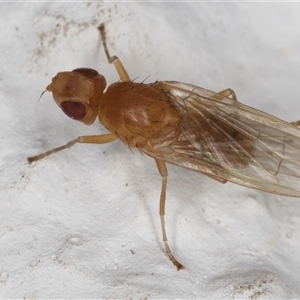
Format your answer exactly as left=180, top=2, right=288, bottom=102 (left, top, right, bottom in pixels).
left=28, top=24, right=300, bottom=270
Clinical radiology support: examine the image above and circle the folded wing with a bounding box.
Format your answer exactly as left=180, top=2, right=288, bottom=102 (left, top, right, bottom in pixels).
left=143, top=81, right=300, bottom=197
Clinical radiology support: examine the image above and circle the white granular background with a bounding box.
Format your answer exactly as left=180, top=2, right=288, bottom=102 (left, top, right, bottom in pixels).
left=1, top=2, right=300, bottom=299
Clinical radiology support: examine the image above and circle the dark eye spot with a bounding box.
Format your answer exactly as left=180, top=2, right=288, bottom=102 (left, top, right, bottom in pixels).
left=61, top=101, right=86, bottom=120
left=72, top=68, right=99, bottom=79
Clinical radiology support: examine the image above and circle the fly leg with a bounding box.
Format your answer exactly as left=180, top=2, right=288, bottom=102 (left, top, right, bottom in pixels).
left=291, top=120, right=300, bottom=126
left=212, top=88, right=238, bottom=102
left=98, top=24, right=130, bottom=82
left=99, top=20, right=184, bottom=268
left=155, top=158, right=184, bottom=270
left=28, top=133, right=118, bottom=163
left=205, top=173, right=227, bottom=183
left=216, top=89, right=300, bottom=127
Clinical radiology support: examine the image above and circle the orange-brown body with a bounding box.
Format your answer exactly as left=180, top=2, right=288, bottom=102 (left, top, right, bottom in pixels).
left=47, top=72, right=181, bottom=150
left=100, top=82, right=181, bottom=148
left=29, top=23, right=300, bottom=271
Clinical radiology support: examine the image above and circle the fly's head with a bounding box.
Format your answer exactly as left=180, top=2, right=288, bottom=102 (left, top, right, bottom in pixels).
left=44, top=68, right=107, bottom=125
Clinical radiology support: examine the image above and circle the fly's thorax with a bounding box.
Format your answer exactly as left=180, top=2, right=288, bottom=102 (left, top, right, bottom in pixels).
left=99, top=81, right=181, bottom=148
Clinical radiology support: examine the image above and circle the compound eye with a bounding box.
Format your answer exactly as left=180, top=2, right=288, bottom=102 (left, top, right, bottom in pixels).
left=72, top=68, right=99, bottom=79
left=61, top=101, right=86, bottom=120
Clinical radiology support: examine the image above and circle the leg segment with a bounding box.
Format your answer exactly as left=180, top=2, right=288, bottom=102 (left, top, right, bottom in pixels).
left=98, top=24, right=130, bottom=82
left=291, top=120, right=300, bottom=127
left=218, top=88, right=237, bottom=101
left=205, top=173, right=228, bottom=184
left=28, top=133, right=118, bottom=163
left=212, top=88, right=238, bottom=102
left=155, top=158, right=184, bottom=270
left=212, top=89, right=300, bottom=128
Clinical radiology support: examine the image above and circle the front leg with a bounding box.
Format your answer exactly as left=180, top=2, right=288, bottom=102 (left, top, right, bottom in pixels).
left=28, top=133, right=118, bottom=163
left=98, top=24, right=131, bottom=82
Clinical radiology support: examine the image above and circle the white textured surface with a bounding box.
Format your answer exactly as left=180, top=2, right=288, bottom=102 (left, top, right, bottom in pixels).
left=1, top=2, right=300, bottom=299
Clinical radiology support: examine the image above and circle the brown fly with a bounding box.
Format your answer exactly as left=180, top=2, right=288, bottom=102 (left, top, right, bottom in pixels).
left=28, top=24, right=300, bottom=270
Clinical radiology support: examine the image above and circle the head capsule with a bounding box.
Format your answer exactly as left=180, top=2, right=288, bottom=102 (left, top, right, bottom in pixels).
left=45, top=68, right=107, bottom=125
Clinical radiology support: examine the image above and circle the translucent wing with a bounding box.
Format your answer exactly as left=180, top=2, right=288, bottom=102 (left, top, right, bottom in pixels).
left=142, top=81, right=300, bottom=197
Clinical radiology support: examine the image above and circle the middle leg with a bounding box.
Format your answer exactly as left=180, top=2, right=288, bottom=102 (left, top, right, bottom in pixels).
left=155, top=158, right=183, bottom=270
